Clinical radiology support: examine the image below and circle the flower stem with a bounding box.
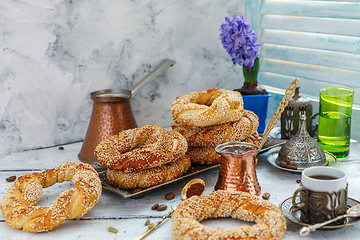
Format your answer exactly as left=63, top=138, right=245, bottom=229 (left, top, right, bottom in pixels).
left=242, top=57, right=259, bottom=86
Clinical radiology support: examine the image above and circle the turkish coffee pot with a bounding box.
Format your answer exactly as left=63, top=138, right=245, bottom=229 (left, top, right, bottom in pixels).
left=78, top=59, right=176, bottom=163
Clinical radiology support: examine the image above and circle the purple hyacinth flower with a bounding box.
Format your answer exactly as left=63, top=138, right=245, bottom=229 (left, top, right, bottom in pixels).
left=220, top=15, right=261, bottom=68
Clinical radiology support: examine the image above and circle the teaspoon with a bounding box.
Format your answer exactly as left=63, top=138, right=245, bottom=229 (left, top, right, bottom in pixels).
left=134, top=178, right=205, bottom=240
left=300, top=204, right=360, bottom=236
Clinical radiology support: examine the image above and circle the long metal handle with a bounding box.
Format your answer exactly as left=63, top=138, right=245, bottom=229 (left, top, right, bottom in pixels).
left=134, top=208, right=175, bottom=240
left=299, top=214, right=350, bottom=235
left=131, top=59, right=176, bottom=96
left=258, top=78, right=299, bottom=150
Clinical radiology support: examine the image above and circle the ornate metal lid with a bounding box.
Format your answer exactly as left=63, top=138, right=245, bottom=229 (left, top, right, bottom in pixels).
left=289, top=87, right=312, bottom=108
left=277, top=115, right=326, bottom=169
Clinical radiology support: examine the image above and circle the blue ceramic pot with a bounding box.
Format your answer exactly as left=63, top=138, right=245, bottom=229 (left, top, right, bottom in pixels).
left=242, top=93, right=271, bottom=133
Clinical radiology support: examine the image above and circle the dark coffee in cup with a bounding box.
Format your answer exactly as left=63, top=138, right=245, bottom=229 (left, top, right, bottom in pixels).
left=309, top=174, right=339, bottom=180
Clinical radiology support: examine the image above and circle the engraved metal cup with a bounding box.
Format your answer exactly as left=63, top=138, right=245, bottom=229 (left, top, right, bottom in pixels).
left=214, top=142, right=261, bottom=195
left=292, top=166, right=348, bottom=225
left=292, top=185, right=348, bottom=225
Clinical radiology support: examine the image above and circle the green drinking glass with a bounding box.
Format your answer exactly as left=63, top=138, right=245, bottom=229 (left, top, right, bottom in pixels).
left=318, top=88, right=354, bottom=158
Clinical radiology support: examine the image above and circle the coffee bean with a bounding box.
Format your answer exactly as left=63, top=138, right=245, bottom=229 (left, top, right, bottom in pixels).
left=58, top=146, right=64, bottom=150
left=157, top=204, right=167, bottom=211
left=151, top=204, right=159, bottom=210
left=296, top=179, right=301, bottom=184
left=262, top=192, right=270, bottom=200
left=130, top=188, right=145, bottom=199
left=279, top=161, right=287, bottom=168
left=287, top=165, right=298, bottom=170
left=165, top=192, right=175, bottom=200
left=133, top=188, right=142, bottom=194
left=6, top=176, right=16, bottom=182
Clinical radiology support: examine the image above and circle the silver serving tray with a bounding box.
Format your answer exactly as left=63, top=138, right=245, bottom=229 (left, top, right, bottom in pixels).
left=266, top=147, right=337, bottom=173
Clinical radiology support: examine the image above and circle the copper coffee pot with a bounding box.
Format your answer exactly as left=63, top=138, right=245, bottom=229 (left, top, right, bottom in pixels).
left=78, top=59, right=176, bottom=163
left=215, top=142, right=261, bottom=195
left=214, top=79, right=299, bottom=195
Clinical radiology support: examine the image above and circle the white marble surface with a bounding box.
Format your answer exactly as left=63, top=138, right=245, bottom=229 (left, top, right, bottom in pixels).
left=1, top=142, right=360, bottom=239
left=0, top=0, right=247, bottom=155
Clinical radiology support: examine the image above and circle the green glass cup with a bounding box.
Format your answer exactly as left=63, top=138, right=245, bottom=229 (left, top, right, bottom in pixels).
left=318, top=88, right=354, bottom=158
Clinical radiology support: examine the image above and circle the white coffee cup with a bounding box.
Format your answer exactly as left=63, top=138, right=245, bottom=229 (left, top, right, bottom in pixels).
left=302, top=166, right=347, bottom=192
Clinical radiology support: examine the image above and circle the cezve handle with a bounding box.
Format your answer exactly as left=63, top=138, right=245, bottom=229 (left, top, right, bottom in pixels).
left=131, top=59, right=176, bottom=96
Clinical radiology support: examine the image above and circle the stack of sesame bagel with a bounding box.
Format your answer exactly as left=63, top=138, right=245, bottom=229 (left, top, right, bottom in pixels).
left=95, top=125, right=190, bottom=189
left=171, top=88, right=259, bottom=164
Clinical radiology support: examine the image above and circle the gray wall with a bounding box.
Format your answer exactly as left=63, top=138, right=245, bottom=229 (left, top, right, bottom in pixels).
left=0, top=0, right=247, bottom=155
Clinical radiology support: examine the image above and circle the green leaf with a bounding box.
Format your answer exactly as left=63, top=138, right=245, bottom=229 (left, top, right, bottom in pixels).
left=242, top=57, right=260, bottom=85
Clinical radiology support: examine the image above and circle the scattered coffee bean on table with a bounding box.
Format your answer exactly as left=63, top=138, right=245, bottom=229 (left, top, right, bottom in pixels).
left=262, top=192, right=270, bottom=200
left=6, top=176, right=16, bottom=182
left=157, top=204, right=167, bottom=211
left=151, top=204, right=159, bottom=210
left=58, top=146, right=64, bottom=150
left=296, top=179, right=301, bottom=184
left=165, top=192, right=175, bottom=200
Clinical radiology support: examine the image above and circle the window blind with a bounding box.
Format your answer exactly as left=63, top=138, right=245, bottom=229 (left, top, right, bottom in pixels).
left=246, top=0, right=360, bottom=139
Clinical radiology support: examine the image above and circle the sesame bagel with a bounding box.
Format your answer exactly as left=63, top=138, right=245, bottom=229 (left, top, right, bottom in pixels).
left=106, top=155, right=191, bottom=189
left=0, top=162, right=102, bottom=232
left=187, top=131, right=259, bottom=165
left=170, top=88, right=244, bottom=127
left=95, top=125, right=188, bottom=172
left=172, top=110, right=258, bottom=147
left=172, top=190, right=286, bottom=240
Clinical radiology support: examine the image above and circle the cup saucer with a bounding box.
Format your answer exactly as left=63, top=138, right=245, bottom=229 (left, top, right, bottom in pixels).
left=266, top=147, right=337, bottom=173
left=279, top=197, right=360, bottom=229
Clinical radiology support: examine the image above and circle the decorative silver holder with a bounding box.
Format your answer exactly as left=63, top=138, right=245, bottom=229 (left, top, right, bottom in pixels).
left=276, top=115, right=326, bottom=169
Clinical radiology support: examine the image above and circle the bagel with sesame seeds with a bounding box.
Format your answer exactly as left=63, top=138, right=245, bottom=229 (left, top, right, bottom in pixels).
left=172, top=190, right=286, bottom=240
left=170, top=88, right=244, bottom=127
left=172, top=110, right=258, bottom=147
left=0, top=162, right=102, bottom=233
left=106, top=155, right=191, bottom=189
left=95, top=125, right=188, bottom=172
left=186, top=131, right=259, bottom=165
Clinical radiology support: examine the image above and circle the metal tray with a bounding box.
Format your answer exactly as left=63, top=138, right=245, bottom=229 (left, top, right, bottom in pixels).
left=89, top=137, right=285, bottom=198
left=266, top=147, right=337, bottom=173
left=89, top=160, right=219, bottom=198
